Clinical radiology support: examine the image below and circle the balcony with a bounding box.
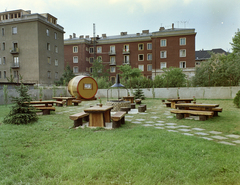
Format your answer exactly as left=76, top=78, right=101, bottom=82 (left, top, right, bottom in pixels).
left=10, top=48, right=19, bottom=54
left=108, top=51, right=116, bottom=55
left=11, top=62, right=20, bottom=69
left=122, top=49, right=130, bottom=54
left=123, top=61, right=130, bottom=65
left=109, top=61, right=116, bottom=66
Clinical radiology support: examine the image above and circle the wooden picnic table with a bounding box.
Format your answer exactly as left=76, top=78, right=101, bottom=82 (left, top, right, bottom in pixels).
left=84, top=105, right=113, bottom=127
left=52, top=97, right=75, bottom=106
left=167, top=98, right=193, bottom=109
left=25, top=101, right=56, bottom=115
left=27, top=100, right=55, bottom=107
left=175, top=103, right=219, bottom=110
left=123, top=96, right=135, bottom=103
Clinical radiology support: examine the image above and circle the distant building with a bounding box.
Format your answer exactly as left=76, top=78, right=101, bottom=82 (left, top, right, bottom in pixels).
left=64, top=23, right=197, bottom=83
left=195, top=48, right=228, bottom=66
left=0, top=9, right=65, bottom=85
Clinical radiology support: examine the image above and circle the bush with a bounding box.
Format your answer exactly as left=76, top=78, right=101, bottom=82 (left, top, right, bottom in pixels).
left=233, top=90, right=240, bottom=108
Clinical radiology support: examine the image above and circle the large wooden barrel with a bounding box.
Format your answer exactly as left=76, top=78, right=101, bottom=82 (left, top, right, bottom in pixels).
left=68, top=76, right=98, bottom=100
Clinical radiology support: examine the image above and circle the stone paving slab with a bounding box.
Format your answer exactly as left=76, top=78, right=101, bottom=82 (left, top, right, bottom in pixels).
left=182, top=133, right=194, bottom=136
left=167, top=130, right=178, bottom=132
left=185, top=117, right=194, bottom=120
left=209, top=131, right=222, bottom=134
left=151, top=112, right=157, bottom=114
left=135, top=119, right=145, bottom=121
left=125, top=119, right=132, bottom=122
left=125, top=115, right=134, bottom=118
left=232, top=140, right=240, bottom=144
left=226, top=134, right=240, bottom=139
left=195, top=132, right=209, bottom=136
left=155, top=127, right=164, bottom=129
left=166, top=126, right=178, bottom=129
left=218, top=141, right=236, bottom=146
left=192, top=128, right=205, bottom=131
left=178, top=125, right=190, bottom=128
left=201, top=137, right=213, bottom=140
left=178, top=129, right=192, bottom=132
left=151, top=116, right=159, bottom=119
left=166, top=116, right=173, bottom=118
left=145, top=121, right=155, bottom=124
left=155, top=123, right=165, bottom=126
left=143, top=124, right=153, bottom=127
left=211, top=136, right=228, bottom=140
left=139, top=113, right=148, bottom=115
left=166, top=123, right=177, bottom=126
left=156, top=121, right=164, bottom=123
left=132, top=121, right=142, bottom=124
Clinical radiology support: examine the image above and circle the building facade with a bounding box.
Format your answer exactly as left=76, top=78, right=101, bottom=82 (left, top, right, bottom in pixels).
left=0, top=9, right=64, bottom=85
left=64, top=24, right=196, bottom=83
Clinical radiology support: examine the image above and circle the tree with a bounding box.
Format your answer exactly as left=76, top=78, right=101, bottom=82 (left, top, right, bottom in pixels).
left=91, top=57, right=109, bottom=79
left=162, top=67, right=186, bottom=87
left=118, top=65, right=142, bottom=81
left=3, top=83, right=38, bottom=125
left=133, top=85, right=145, bottom=100
left=55, top=64, right=75, bottom=86
left=233, top=90, right=240, bottom=108
left=230, top=29, right=240, bottom=54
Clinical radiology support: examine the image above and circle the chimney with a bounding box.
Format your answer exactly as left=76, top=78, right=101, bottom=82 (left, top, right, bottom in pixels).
left=159, top=27, right=165, bottom=31
left=85, top=35, right=89, bottom=38
left=69, top=35, right=72, bottom=39
left=142, top=30, right=149, bottom=34
left=121, top=32, right=127, bottom=36
left=73, top=33, right=76, bottom=38
left=79, top=35, right=84, bottom=39
left=172, top=23, right=174, bottom=30
left=136, top=33, right=140, bottom=36
left=102, top=33, right=107, bottom=38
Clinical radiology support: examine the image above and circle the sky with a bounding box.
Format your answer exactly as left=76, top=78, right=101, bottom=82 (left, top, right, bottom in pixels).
left=2, top=0, right=240, bottom=52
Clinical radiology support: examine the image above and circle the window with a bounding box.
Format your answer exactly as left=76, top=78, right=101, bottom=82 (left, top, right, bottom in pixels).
left=124, top=55, right=130, bottom=64
left=47, top=43, right=50, bottom=50
left=55, top=46, right=58, bottom=53
left=12, top=27, right=17, bottom=34
left=89, top=67, right=93, bottom=73
left=110, top=76, right=115, bottom=84
left=110, top=45, right=115, bottom=53
left=123, top=44, right=129, bottom=52
left=161, top=62, right=167, bottom=69
left=97, top=46, right=102, bottom=53
left=89, top=57, right=94, bottom=63
left=138, top=43, right=144, bottom=50
left=73, top=66, right=78, bottom=73
left=180, top=61, right=186, bottom=68
left=73, top=56, right=78, bottom=63
left=1, top=28, right=4, bottom=36
left=147, top=64, right=152, bottom=71
left=13, top=56, right=19, bottom=67
left=14, top=71, right=18, bottom=78
left=3, top=57, right=6, bottom=64
left=110, top=56, right=116, bottom=65
left=160, top=39, right=167, bottom=47
left=89, top=47, right=94, bottom=53
left=55, top=59, right=58, bottom=66
left=180, top=49, right=186, bottom=57
left=110, top=66, right=116, bottom=73
left=138, top=65, right=144, bottom=71
left=47, top=71, right=51, bottom=78
left=195, top=62, right=201, bottom=66
left=55, top=72, right=58, bottom=79
left=73, top=46, right=78, bottom=53
left=48, top=57, right=51, bottom=64
left=46, top=29, right=49, bottom=36
left=147, top=43, right=152, bottom=50
left=147, top=53, right=152, bottom=61
left=180, top=38, right=186, bottom=45
left=4, top=71, right=6, bottom=78
left=98, top=56, right=102, bottom=61
left=160, top=51, right=167, bottom=58
left=138, top=54, right=144, bottom=61
left=54, top=32, right=57, bottom=39
left=2, top=42, right=5, bottom=50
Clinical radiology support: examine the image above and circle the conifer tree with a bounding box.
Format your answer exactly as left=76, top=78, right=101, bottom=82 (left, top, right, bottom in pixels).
left=3, top=83, right=38, bottom=125
left=133, top=85, right=145, bottom=100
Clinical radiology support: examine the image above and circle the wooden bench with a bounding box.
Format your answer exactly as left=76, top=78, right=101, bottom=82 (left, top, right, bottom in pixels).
left=130, top=103, right=136, bottom=109
left=120, top=107, right=131, bottom=114
left=111, top=111, right=126, bottom=128
left=138, top=104, right=147, bottom=112
left=32, top=104, right=53, bottom=108
left=55, top=100, right=66, bottom=107
left=35, top=107, right=55, bottom=115
left=164, top=102, right=171, bottom=107
left=69, top=112, right=89, bottom=127
left=135, top=99, right=142, bottom=104
left=212, top=107, right=223, bottom=116
left=72, top=99, right=82, bottom=106
left=170, top=109, right=214, bottom=121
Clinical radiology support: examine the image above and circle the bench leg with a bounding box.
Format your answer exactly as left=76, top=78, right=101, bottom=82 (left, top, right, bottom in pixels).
left=57, top=103, right=63, bottom=107
left=176, top=113, right=184, bottom=119
left=74, top=118, right=83, bottom=127
left=42, top=109, right=50, bottom=115
left=213, top=112, right=218, bottom=117
left=121, top=117, right=125, bottom=124
left=112, top=120, right=121, bottom=128
left=74, top=102, right=78, bottom=106
left=83, top=116, right=89, bottom=122
left=166, top=104, right=171, bottom=107
left=138, top=106, right=145, bottom=112
left=199, top=115, right=206, bottom=121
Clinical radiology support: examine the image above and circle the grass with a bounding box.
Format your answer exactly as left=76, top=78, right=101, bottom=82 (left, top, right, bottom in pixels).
left=0, top=98, right=240, bottom=185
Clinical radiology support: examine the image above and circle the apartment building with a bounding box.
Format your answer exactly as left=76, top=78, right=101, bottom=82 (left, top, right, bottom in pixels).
left=64, top=24, right=196, bottom=83
left=0, top=9, right=64, bottom=85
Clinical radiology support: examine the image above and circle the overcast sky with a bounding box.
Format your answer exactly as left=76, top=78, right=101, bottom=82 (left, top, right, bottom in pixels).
left=2, top=0, right=240, bottom=52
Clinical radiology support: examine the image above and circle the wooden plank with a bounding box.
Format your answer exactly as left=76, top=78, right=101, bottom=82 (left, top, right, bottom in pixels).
left=89, top=113, right=104, bottom=127
left=171, top=109, right=213, bottom=116
left=112, top=111, right=126, bottom=121
left=69, top=112, right=89, bottom=121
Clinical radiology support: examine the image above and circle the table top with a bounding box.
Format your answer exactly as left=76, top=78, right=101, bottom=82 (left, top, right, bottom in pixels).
left=84, top=105, right=113, bottom=113
left=167, top=98, right=194, bottom=102
left=52, top=97, right=75, bottom=100
left=123, top=96, right=135, bottom=98
left=175, top=103, right=219, bottom=108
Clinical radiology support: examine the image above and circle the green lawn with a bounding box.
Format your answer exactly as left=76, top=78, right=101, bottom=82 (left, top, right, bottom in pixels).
left=0, top=99, right=240, bottom=185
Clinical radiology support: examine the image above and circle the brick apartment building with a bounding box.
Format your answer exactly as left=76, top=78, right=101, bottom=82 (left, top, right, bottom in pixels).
left=64, top=24, right=196, bottom=83
left=0, top=9, right=64, bottom=85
